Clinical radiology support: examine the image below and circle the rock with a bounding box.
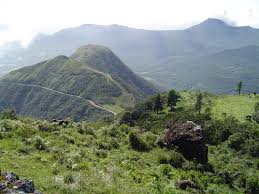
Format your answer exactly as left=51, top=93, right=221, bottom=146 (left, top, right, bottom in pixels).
left=14, top=179, right=35, bottom=193
left=163, top=121, right=208, bottom=163
left=0, top=171, right=41, bottom=194
left=4, top=172, right=19, bottom=182
left=0, top=183, right=7, bottom=191
left=176, top=180, right=204, bottom=193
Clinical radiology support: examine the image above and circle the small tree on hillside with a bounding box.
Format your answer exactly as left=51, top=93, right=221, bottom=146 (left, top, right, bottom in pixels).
left=236, top=81, right=243, bottom=95
left=154, top=94, right=164, bottom=114
left=195, top=93, right=203, bottom=114
left=167, top=89, right=181, bottom=111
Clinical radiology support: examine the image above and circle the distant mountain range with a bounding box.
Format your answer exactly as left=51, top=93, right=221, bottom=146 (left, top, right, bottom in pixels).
left=0, top=45, right=158, bottom=121
left=0, top=18, right=259, bottom=93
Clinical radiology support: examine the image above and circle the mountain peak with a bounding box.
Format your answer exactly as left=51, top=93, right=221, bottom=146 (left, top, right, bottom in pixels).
left=70, top=44, right=114, bottom=62
left=188, top=18, right=230, bottom=31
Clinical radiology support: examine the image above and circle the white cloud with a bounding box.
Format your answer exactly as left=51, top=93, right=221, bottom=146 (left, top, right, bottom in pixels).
left=0, top=0, right=258, bottom=46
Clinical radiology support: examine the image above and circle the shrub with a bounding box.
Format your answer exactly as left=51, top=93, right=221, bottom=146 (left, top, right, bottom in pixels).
left=38, top=122, right=54, bottom=132
left=129, top=131, right=149, bottom=151
left=254, top=102, right=259, bottom=112
left=252, top=112, right=259, bottom=124
left=143, top=132, right=157, bottom=148
left=244, top=139, right=259, bottom=157
left=118, top=124, right=130, bottom=134
left=78, top=125, right=95, bottom=136
left=110, top=137, right=119, bottom=149
left=160, top=164, right=173, bottom=178
left=203, top=116, right=241, bottom=145
left=0, top=108, right=17, bottom=120
left=94, top=149, right=107, bottom=158
left=64, top=174, right=74, bottom=184
left=157, top=150, right=185, bottom=168
left=227, top=133, right=245, bottom=151
left=34, top=136, right=46, bottom=151
left=246, top=176, right=259, bottom=194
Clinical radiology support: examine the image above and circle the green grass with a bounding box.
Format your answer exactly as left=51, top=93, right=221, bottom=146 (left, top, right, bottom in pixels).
left=212, top=94, right=259, bottom=121
left=103, top=104, right=125, bottom=113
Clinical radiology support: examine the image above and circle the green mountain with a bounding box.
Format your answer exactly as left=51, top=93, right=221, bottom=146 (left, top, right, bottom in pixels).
left=0, top=45, right=158, bottom=121
left=144, top=45, right=259, bottom=93
left=0, top=18, right=259, bottom=92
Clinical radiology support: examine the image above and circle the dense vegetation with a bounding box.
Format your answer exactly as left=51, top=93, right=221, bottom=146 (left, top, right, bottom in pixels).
left=0, top=91, right=258, bottom=193
left=0, top=45, right=158, bottom=121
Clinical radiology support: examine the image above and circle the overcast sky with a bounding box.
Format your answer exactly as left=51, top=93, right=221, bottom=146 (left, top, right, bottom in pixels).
left=0, top=0, right=258, bottom=46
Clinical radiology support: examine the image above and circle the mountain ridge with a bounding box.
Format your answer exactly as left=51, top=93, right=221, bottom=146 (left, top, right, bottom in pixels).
left=0, top=45, right=158, bottom=120
left=0, top=18, right=259, bottom=93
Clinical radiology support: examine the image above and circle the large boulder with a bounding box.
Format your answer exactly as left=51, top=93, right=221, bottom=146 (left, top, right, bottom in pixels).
left=163, top=121, right=208, bottom=163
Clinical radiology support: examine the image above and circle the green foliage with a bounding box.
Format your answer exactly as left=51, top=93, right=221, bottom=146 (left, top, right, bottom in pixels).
left=203, top=116, right=240, bottom=145
left=0, top=45, right=158, bottom=121
left=195, top=93, right=203, bottom=114
left=129, top=131, right=149, bottom=151
left=246, top=176, right=259, bottom=194
left=0, top=108, right=17, bottom=120
left=236, top=81, right=243, bottom=95
left=34, top=136, right=46, bottom=151
left=154, top=94, right=164, bottom=114
left=167, top=89, right=180, bottom=111
left=244, top=139, right=259, bottom=158
left=0, top=90, right=258, bottom=193
left=226, top=133, right=245, bottom=151
left=157, top=150, right=185, bottom=168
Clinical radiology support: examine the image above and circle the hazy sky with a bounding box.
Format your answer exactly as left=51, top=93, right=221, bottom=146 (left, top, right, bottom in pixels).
left=0, top=0, right=258, bottom=46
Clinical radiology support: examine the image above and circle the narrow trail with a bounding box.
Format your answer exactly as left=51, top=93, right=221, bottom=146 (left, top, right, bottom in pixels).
left=0, top=81, right=117, bottom=115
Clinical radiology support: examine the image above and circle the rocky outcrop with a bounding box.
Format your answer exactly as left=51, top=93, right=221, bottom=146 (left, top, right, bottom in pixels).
left=0, top=171, right=42, bottom=194
left=163, top=121, right=208, bottom=163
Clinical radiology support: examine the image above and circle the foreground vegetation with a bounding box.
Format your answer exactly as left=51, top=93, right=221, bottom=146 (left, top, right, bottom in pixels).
left=0, top=91, right=258, bottom=193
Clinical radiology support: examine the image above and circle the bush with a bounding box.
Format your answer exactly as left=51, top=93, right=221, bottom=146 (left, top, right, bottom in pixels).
left=118, top=124, right=130, bottom=134
left=227, top=133, right=245, bottom=151
left=157, top=150, right=185, bottom=168
left=252, top=112, right=259, bottom=124
left=34, top=136, right=46, bottom=151
left=129, top=131, right=149, bottom=151
left=254, top=102, right=259, bottom=112
left=64, top=174, right=74, bottom=184
left=203, top=116, right=240, bottom=145
left=244, top=139, right=259, bottom=157
left=0, top=108, right=17, bottom=120
left=94, top=149, right=107, bottom=158
left=246, top=176, right=259, bottom=194
left=38, top=122, right=54, bottom=132
left=78, top=125, right=95, bottom=136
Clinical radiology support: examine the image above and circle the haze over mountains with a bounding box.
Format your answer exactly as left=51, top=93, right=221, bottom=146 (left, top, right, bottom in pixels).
left=0, top=18, right=259, bottom=93
left=0, top=45, right=158, bottom=121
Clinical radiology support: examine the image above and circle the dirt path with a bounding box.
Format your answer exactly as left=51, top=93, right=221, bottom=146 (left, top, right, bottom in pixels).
left=2, top=82, right=117, bottom=115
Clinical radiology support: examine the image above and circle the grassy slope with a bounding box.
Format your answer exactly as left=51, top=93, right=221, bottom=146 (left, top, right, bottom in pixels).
left=212, top=95, right=259, bottom=121
left=0, top=92, right=258, bottom=193
left=0, top=118, right=236, bottom=194
left=178, top=92, right=259, bottom=122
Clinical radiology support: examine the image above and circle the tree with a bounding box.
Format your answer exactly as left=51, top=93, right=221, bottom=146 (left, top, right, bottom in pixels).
left=195, top=93, right=203, bottom=114
left=167, top=89, right=181, bottom=111
left=236, top=81, right=243, bottom=95
left=154, top=94, right=164, bottom=114
left=0, top=108, right=17, bottom=120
